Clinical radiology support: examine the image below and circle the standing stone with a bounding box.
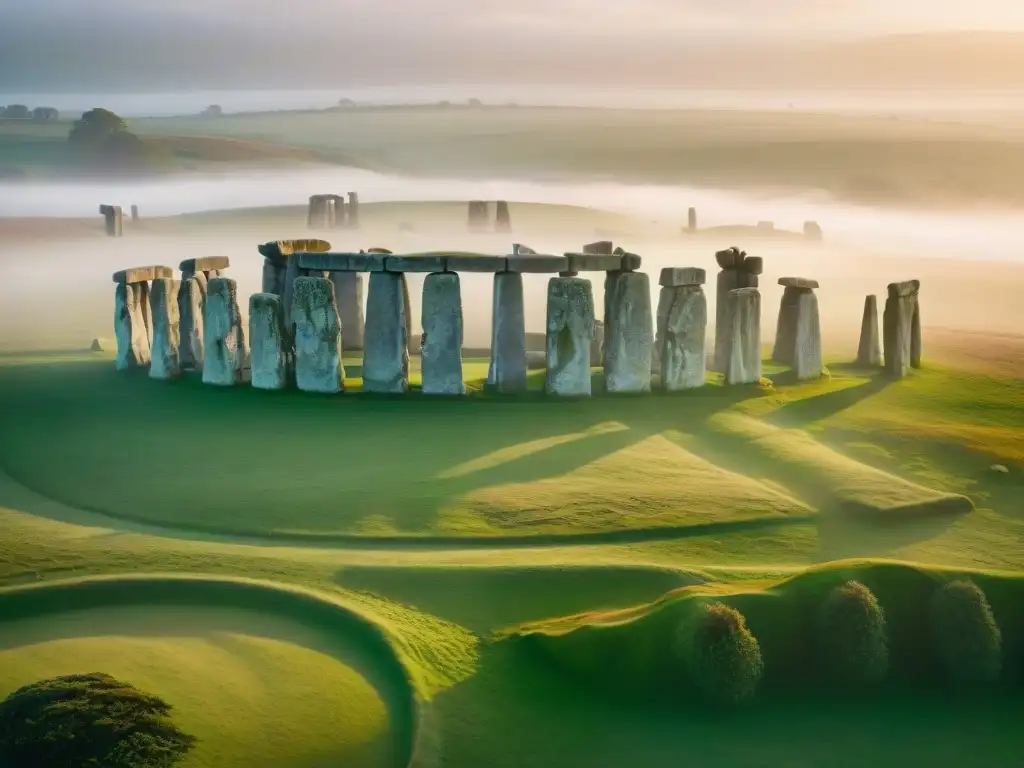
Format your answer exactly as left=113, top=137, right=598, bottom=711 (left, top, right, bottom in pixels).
left=421, top=273, right=465, bottom=395
left=202, top=277, right=248, bottom=386
left=545, top=277, right=595, bottom=396
left=657, top=269, right=708, bottom=390
left=113, top=282, right=151, bottom=370
left=856, top=295, right=882, bottom=367
left=179, top=274, right=206, bottom=370
left=725, top=288, right=761, bottom=385
left=804, top=221, right=823, bottom=241
left=347, top=192, right=360, bottom=228
left=324, top=198, right=337, bottom=229
left=652, top=285, right=672, bottom=375
left=487, top=271, right=527, bottom=393
left=713, top=248, right=760, bottom=372
left=883, top=280, right=920, bottom=379
left=363, top=272, right=410, bottom=393
left=604, top=271, right=653, bottom=393
left=100, top=205, right=123, bottom=237
left=468, top=201, right=488, bottom=232
left=791, top=290, right=822, bottom=380
left=910, top=300, right=922, bottom=369
left=687, top=207, right=697, bottom=233
left=330, top=272, right=365, bottom=351
left=130, top=204, right=139, bottom=222
left=772, top=279, right=820, bottom=367
left=262, top=258, right=285, bottom=295
left=137, top=281, right=153, bottom=351
left=495, top=200, right=512, bottom=233
left=149, top=278, right=181, bottom=380
left=249, top=293, right=293, bottom=391
left=292, top=277, right=344, bottom=394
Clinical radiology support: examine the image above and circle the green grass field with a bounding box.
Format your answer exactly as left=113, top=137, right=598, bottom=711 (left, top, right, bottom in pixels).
left=0, top=340, right=1021, bottom=765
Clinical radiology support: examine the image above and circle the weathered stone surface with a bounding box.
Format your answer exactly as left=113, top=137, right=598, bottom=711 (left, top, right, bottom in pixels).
left=386, top=255, right=446, bottom=273
left=661, top=286, right=707, bottom=391
left=495, top=200, right=511, bottom=232
left=592, top=319, right=605, bottom=367
left=420, top=273, right=465, bottom=395
left=101, top=205, right=123, bottom=237
left=202, top=277, right=248, bottom=386
left=565, top=253, right=623, bottom=272
left=883, top=282, right=921, bottom=378
left=791, top=290, right=822, bottom=380
left=179, top=275, right=206, bottom=370
left=298, top=252, right=386, bottom=272
left=772, top=287, right=797, bottom=365
left=113, top=282, right=151, bottom=370
left=259, top=239, right=331, bottom=264
left=347, top=192, right=360, bottom=228
left=149, top=278, right=181, bottom=380
left=487, top=272, right=528, bottom=393
left=856, top=295, right=882, bottom=367
left=363, top=272, right=410, bottom=393
left=137, top=282, right=153, bottom=350
left=660, top=267, right=706, bottom=287
left=742, top=256, right=764, bottom=276
left=468, top=201, right=489, bottom=231
left=262, top=258, right=285, bottom=295
left=180, top=257, right=230, bottom=275
left=715, top=247, right=744, bottom=270
left=804, top=221, right=823, bottom=241
left=778, top=277, right=819, bottom=290
left=713, top=268, right=743, bottom=371
left=330, top=272, right=365, bottom=351
left=512, top=244, right=536, bottom=256
left=888, top=279, right=920, bottom=299
left=582, top=241, right=614, bottom=255
left=652, top=285, right=673, bottom=375
left=619, top=252, right=642, bottom=272
left=112, top=266, right=173, bottom=284
left=282, top=256, right=302, bottom=329
left=910, top=300, right=922, bottom=369
left=505, top=255, right=570, bottom=273
left=545, top=277, right=595, bottom=396
left=442, top=254, right=508, bottom=272
left=249, top=293, right=293, bottom=391
left=604, top=271, right=653, bottom=393
left=291, top=277, right=344, bottom=394
left=725, top=288, right=761, bottom=385
left=687, top=207, right=697, bottom=232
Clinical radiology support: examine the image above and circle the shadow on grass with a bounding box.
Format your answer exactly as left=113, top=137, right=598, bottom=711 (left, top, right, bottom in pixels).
left=767, top=370, right=893, bottom=428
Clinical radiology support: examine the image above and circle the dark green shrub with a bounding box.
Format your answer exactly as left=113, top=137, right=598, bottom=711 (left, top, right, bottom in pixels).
left=816, top=580, right=889, bottom=685
left=681, top=602, right=763, bottom=705
left=929, top=580, right=1002, bottom=685
left=0, top=672, right=196, bottom=767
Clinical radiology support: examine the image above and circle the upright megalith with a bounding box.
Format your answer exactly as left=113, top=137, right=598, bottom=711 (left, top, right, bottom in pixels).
left=487, top=270, right=527, bottom=393
left=100, top=205, right=123, bottom=237
left=111, top=266, right=171, bottom=371
left=130, top=204, right=140, bottom=222
left=179, top=274, right=206, bottom=370
left=495, top=200, right=512, bottom=233
left=180, top=257, right=229, bottom=284
left=856, top=295, right=882, bottom=367
left=713, top=247, right=762, bottom=372
left=307, top=195, right=335, bottom=230
left=421, top=272, right=465, bottom=395
left=258, top=240, right=331, bottom=309
left=883, top=280, right=921, bottom=379
left=363, top=272, right=410, bottom=393
left=468, top=201, right=489, bottom=232
left=657, top=267, right=707, bottom=391
left=725, top=287, right=762, bottom=385
left=687, top=207, right=697, bottom=233
left=202, top=277, right=248, bottom=386
left=604, top=271, right=653, bottom=393
left=330, top=272, right=365, bottom=351
left=804, top=221, right=823, bottom=241
left=772, top=277, right=822, bottom=380
left=545, top=277, right=595, bottom=396
left=292, top=276, right=344, bottom=394
left=149, top=278, right=181, bottom=380
left=347, top=192, right=360, bottom=229
left=249, top=293, right=293, bottom=391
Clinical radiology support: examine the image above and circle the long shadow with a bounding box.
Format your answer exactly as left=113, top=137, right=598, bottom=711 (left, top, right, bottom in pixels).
left=767, top=370, right=894, bottom=428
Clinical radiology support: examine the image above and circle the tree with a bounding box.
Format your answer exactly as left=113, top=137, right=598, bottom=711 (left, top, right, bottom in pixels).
left=31, top=107, right=59, bottom=121
left=0, top=672, right=197, bottom=767
left=816, top=580, right=889, bottom=685
left=677, top=602, right=764, bottom=705
left=69, top=108, right=129, bottom=147
left=1, top=105, right=30, bottom=119
left=930, top=580, right=1002, bottom=685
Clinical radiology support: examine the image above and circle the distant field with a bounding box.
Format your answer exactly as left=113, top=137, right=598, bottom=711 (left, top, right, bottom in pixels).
left=4, top=105, right=1024, bottom=206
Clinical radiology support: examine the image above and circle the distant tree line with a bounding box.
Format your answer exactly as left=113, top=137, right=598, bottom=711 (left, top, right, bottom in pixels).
left=67, top=107, right=162, bottom=170
left=1, top=105, right=59, bottom=120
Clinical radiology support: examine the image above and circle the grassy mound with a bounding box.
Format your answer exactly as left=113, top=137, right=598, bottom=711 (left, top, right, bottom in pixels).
left=815, top=580, right=889, bottom=685
left=508, top=560, right=1024, bottom=700
left=929, top=580, right=1003, bottom=685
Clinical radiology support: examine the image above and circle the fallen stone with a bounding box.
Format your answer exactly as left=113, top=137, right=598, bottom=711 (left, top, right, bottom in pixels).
left=113, top=282, right=151, bottom=370
left=149, top=278, right=181, bottom=380
left=487, top=271, right=528, bottom=393
left=363, top=272, right=410, bottom=393
left=249, top=293, right=292, bottom=390
left=545, top=277, right=595, bottom=396
left=856, top=295, right=882, bottom=367
left=582, top=241, right=614, bottom=255
left=715, top=247, right=744, bottom=270
left=565, top=253, right=623, bottom=272
left=112, top=266, right=173, bottom=284
left=386, top=255, right=446, bottom=273
left=331, top=272, right=365, bottom=351
left=604, top=271, right=653, bottom=393
left=443, top=254, right=509, bottom=272
left=725, top=288, right=761, bottom=385
left=791, top=290, right=822, bottom=380
left=180, top=257, right=230, bottom=276
left=291, top=277, right=344, bottom=394
left=298, top=251, right=386, bottom=272
left=178, top=274, right=206, bottom=370
left=778, top=277, right=820, bottom=290
left=660, top=285, right=707, bottom=391
left=202, top=277, right=248, bottom=386
left=505, top=255, right=570, bottom=273
left=660, top=267, right=706, bottom=287
left=742, top=256, right=764, bottom=276
left=421, top=272, right=465, bottom=395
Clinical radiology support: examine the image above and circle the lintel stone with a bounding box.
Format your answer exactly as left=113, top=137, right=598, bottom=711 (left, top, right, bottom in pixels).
left=298, top=251, right=386, bottom=272
left=385, top=255, right=446, bottom=273
left=258, top=239, right=331, bottom=264
left=660, top=267, right=706, bottom=287
left=180, top=256, right=230, bottom=274
left=505, top=255, right=570, bottom=273
left=113, top=266, right=173, bottom=284
left=888, top=279, right=920, bottom=298
left=582, top=241, right=614, bottom=255
left=619, top=252, right=642, bottom=272
left=564, top=253, right=625, bottom=272
left=443, top=254, right=509, bottom=272
left=778, top=277, right=820, bottom=290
